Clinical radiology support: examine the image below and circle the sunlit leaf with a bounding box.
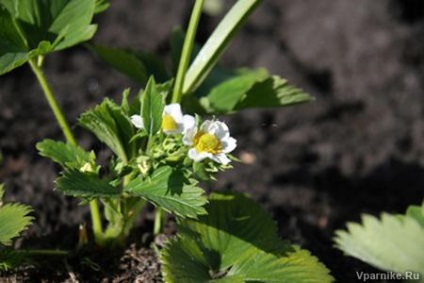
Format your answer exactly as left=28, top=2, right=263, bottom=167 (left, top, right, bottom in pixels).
left=0, top=0, right=97, bottom=75
left=36, top=139, right=95, bottom=169
left=79, top=98, right=135, bottom=162
left=162, top=193, right=333, bottom=283
left=206, top=68, right=268, bottom=112
left=203, top=70, right=312, bottom=114
left=335, top=206, right=424, bottom=276
left=125, top=166, right=208, bottom=219
left=56, top=169, right=119, bottom=198
left=94, top=0, right=109, bottom=14
left=0, top=203, right=33, bottom=246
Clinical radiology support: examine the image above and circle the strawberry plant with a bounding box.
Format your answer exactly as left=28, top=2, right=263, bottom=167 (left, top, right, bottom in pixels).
left=0, top=0, right=334, bottom=281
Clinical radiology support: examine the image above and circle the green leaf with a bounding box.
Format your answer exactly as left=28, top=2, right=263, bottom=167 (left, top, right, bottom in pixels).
left=0, top=184, right=4, bottom=201
left=183, top=0, right=261, bottom=95
left=406, top=202, right=424, bottom=228
left=204, top=71, right=312, bottom=114
left=94, top=0, right=109, bottom=14
left=141, top=77, right=165, bottom=136
left=236, top=75, right=312, bottom=110
left=56, top=169, right=119, bottom=198
left=0, top=203, right=33, bottom=246
left=206, top=68, right=268, bottom=112
left=36, top=139, right=95, bottom=169
left=169, top=27, right=235, bottom=111
left=162, top=193, right=333, bottom=283
left=335, top=212, right=424, bottom=275
left=89, top=45, right=168, bottom=85
left=0, top=247, right=26, bottom=271
left=90, top=45, right=148, bottom=84
left=0, top=6, right=29, bottom=74
left=0, top=0, right=97, bottom=75
left=79, top=98, right=135, bottom=162
left=125, top=166, right=208, bottom=219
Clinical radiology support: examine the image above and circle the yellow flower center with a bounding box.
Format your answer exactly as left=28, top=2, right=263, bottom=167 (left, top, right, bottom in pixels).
left=162, top=114, right=178, bottom=131
left=194, top=131, right=222, bottom=154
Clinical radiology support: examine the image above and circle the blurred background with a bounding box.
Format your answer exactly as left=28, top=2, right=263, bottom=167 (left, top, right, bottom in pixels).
left=1, top=0, right=424, bottom=281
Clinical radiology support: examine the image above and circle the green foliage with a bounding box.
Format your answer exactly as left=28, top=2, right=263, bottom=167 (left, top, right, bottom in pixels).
left=205, top=68, right=268, bottom=112
left=125, top=166, right=208, bottom=219
left=0, top=247, right=25, bottom=271
left=236, top=75, right=312, bottom=109
left=183, top=0, right=262, bottom=94
left=203, top=70, right=312, bottom=114
left=94, top=0, right=109, bottom=14
left=335, top=203, right=424, bottom=277
left=56, top=169, right=119, bottom=198
left=0, top=0, right=97, bottom=75
left=406, top=202, right=424, bottom=228
left=89, top=45, right=168, bottom=85
left=36, top=139, right=95, bottom=169
left=169, top=26, right=311, bottom=115
left=79, top=98, right=135, bottom=162
left=0, top=185, right=33, bottom=246
left=161, top=193, right=333, bottom=283
left=141, top=77, right=165, bottom=136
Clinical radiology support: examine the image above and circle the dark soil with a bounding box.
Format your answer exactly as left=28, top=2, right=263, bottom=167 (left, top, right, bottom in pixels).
left=2, top=0, right=424, bottom=282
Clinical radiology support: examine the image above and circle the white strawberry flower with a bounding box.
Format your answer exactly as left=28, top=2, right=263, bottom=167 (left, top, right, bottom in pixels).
left=130, top=103, right=195, bottom=135
left=130, top=115, right=144, bottom=129
left=161, top=103, right=195, bottom=135
left=183, top=120, right=237, bottom=165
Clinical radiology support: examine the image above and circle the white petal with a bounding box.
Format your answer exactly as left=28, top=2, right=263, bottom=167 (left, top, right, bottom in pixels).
left=164, top=103, right=183, bottom=123
left=130, top=115, right=144, bottom=129
left=188, top=148, right=212, bottom=162
left=222, top=137, right=237, bottom=153
left=214, top=121, right=230, bottom=140
left=183, top=127, right=197, bottom=146
left=182, top=115, right=196, bottom=134
left=200, top=120, right=214, bottom=133
left=212, top=153, right=231, bottom=165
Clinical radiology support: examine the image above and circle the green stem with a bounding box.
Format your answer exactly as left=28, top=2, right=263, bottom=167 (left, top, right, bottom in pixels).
left=153, top=207, right=164, bottom=235
left=29, top=58, right=104, bottom=246
left=29, top=59, right=77, bottom=145
left=89, top=200, right=104, bottom=245
left=16, top=249, right=69, bottom=256
left=171, top=0, right=205, bottom=103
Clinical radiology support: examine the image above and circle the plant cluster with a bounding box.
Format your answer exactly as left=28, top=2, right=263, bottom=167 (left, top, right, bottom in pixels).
left=3, top=0, right=421, bottom=281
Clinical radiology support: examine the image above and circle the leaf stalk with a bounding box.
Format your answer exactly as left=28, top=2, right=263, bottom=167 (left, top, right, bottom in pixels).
left=171, top=0, right=205, bottom=103
left=29, top=58, right=104, bottom=246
